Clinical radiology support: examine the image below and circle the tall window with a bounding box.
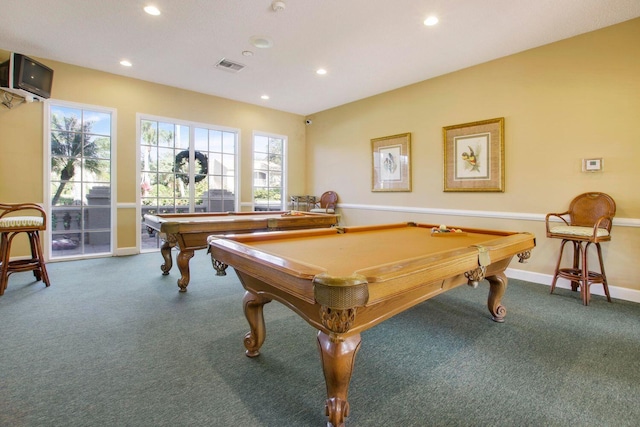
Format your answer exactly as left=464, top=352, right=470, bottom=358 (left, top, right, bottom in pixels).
left=139, top=116, right=238, bottom=250
left=253, top=133, right=286, bottom=211
left=194, top=128, right=237, bottom=212
left=139, top=120, right=191, bottom=212
left=47, top=103, right=114, bottom=259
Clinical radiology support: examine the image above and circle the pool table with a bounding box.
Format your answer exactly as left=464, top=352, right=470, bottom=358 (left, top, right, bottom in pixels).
left=143, top=211, right=338, bottom=291
left=207, top=222, right=535, bottom=426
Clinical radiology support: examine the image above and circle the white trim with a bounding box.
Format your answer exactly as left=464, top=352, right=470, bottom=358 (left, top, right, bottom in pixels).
left=115, top=247, right=138, bottom=257
left=336, top=203, right=640, bottom=227
left=506, top=267, right=640, bottom=304
left=135, top=114, right=142, bottom=253
left=134, top=112, right=240, bottom=134
left=42, top=99, right=50, bottom=259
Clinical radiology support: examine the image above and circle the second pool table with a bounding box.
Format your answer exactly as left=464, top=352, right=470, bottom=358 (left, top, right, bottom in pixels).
left=143, top=210, right=338, bottom=291
left=208, top=222, right=535, bottom=426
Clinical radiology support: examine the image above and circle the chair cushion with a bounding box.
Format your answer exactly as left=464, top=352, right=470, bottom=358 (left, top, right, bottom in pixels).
left=310, top=208, right=335, bottom=214
left=549, top=225, right=609, bottom=237
left=0, top=216, right=44, bottom=228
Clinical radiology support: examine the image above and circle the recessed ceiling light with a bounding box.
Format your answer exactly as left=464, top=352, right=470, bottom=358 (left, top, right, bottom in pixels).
left=120, top=60, right=132, bottom=67
left=242, top=50, right=254, bottom=57
left=250, top=36, right=273, bottom=49
left=424, top=16, right=439, bottom=26
left=316, top=68, right=327, bottom=75
left=261, top=95, right=270, bottom=100
left=272, top=1, right=286, bottom=12
left=144, top=5, right=161, bottom=16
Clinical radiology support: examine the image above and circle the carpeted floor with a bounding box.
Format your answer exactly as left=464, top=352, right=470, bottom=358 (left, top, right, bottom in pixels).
left=1, top=251, right=639, bottom=426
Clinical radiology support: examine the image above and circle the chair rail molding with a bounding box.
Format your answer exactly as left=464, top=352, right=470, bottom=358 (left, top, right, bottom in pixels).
left=337, top=203, right=640, bottom=227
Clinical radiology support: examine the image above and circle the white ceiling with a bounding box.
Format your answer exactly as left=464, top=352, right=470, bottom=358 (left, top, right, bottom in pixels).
left=2, top=0, right=639, bottom=115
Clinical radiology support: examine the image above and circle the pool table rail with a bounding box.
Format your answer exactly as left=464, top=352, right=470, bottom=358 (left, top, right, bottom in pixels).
left=208, top=223, right=535, bottom=333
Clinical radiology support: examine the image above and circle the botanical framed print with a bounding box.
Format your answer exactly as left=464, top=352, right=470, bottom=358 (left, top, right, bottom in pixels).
left=443, top=117, right=504, bottom=192
left=372, top=133, right=411, bottom=192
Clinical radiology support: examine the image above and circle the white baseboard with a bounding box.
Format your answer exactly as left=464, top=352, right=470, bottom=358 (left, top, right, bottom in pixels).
left=115, top=247, right=138, bottom=257
left=506, top=267, right=640, bottom=304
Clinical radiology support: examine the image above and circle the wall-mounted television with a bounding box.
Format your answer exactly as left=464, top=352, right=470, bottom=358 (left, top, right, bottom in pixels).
left=0, top=52, right=54, bottom=101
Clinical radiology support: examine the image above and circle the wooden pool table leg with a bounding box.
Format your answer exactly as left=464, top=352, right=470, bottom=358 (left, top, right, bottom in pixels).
left=159, top=240, right=173, bottom=275
left=242, top=290, right=272, bottom=357
left=176, top=249, right=194, bottom=292
left=486, top=272, right=507, bottom=323
left=317, top=332, right=362, bottom=427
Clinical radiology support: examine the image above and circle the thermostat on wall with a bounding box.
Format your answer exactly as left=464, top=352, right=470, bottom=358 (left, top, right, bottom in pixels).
left=582, top=158, right=603, bottom=172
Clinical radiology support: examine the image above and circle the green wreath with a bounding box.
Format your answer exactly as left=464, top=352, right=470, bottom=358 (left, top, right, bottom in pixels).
left=174, top=150, right=208, bottom=185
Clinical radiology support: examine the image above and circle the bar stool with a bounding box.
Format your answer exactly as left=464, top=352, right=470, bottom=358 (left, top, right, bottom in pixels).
left=545, top=192, right=615, bottom=305
left=0, top=203, right=51, bottom=295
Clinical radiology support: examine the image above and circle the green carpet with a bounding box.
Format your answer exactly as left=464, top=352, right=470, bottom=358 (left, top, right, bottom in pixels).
left=1, top=251, right=639, bottom=426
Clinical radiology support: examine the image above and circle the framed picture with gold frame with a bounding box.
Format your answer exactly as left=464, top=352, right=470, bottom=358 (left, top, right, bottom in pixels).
left=372, top=133, right=411, bottom=192
left=443, top=117, right=504, bottom=192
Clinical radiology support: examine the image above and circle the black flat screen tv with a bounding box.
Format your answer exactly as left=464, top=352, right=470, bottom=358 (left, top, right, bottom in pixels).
left=0, top=52, right=54, bottom=100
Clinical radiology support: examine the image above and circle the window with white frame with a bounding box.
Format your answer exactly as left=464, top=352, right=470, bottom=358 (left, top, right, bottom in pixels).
left=47, top=102, right=115, bottom=259
left=139, top=116, right=238, bottom=250
left=253, top=133, right=286, bottom=211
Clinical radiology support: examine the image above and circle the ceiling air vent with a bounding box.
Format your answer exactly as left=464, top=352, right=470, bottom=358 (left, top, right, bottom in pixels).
left=215, top=58, right=245, bottom=73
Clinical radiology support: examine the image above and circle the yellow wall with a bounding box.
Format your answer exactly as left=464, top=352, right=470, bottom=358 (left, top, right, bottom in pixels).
left=0, top=52, right=305, bottom=253
left=305, top=18, right=640, bottom=295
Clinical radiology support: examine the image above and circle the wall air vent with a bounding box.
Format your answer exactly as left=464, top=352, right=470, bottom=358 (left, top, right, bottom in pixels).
left=215, top=58, right=245, bottom=73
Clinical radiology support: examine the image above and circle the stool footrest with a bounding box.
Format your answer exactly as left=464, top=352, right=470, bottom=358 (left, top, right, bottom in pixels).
left=557, top=268, right=605, bottom=284
left=5, top=258, right=43, bottom=273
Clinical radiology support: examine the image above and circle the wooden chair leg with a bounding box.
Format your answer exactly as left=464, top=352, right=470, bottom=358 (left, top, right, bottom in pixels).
left=32, top=231, right=50, bottom=287
left=28, top=231, right=42, bottom=281
left=0, top=232, right=9, bottom=295
left=550, top=239, right=570, bottom=294
left=571, top=241, right=582, bottom=292
left=595, top=243, right=611, bottom=303
left=581, top=242, right=589, bottom=305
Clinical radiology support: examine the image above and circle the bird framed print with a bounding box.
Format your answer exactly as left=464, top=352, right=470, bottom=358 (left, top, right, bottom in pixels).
left=443, top=117, right=504, bottom=192
left=372, top=132, right=411, bottom=192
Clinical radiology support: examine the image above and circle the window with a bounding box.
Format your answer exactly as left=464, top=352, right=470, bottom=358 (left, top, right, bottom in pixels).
left=47, top=103, right=115, bottom=259
left=139, top=120, right=191, bottom=213
left=253, top=133, right=286, bottom=211
left=139, top=116, right=238, bottom=250
left=194, top=128, right=237, bottom=213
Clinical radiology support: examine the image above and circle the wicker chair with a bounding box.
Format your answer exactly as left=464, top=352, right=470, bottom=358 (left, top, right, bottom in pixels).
left=545, top=192, right=615, bottom=305
left=310, top=191, right=338, bottom=214
left=0, top=203, right=51, bottom=295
